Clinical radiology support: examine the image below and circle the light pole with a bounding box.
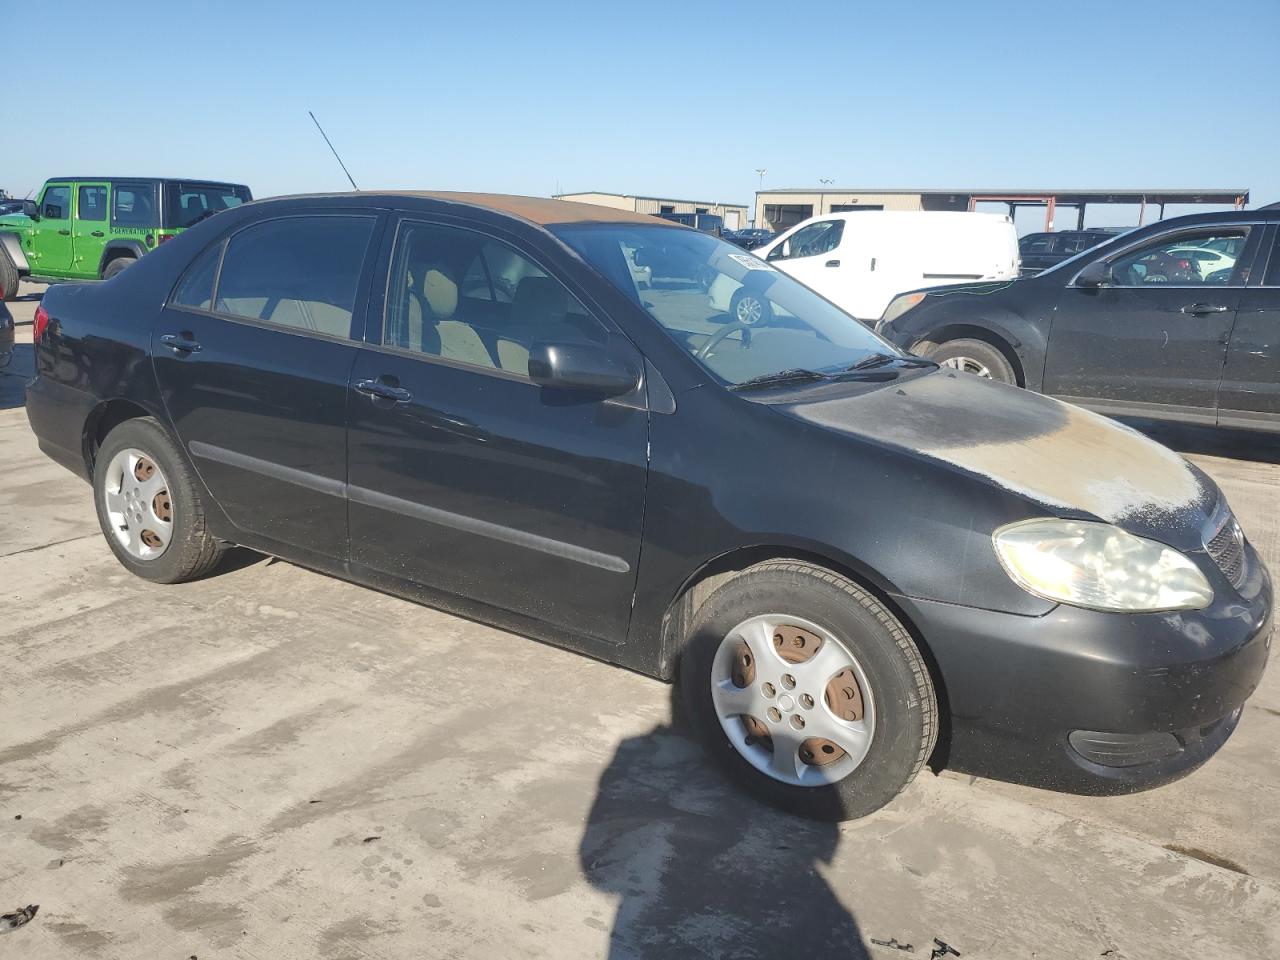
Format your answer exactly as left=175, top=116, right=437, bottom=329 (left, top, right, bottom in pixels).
left=754, top=168, right=766, bottom=226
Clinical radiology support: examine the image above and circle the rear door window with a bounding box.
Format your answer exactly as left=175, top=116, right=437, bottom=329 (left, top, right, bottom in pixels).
left=112, top=182, right=159, bottom=228
left=77, top=185, right=108, bottom=221
left=214, top=215, right=376, bottom=339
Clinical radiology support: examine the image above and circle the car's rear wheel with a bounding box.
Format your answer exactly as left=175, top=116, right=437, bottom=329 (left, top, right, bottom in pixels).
left=0, top=246, right=19, bottom=301
left=679, top=560, right=938, bottom=820
left=93, top=417, right=226, bottom=583
left=102, top=256, right=137, bottom=281
left=927, top=338, right=1015, bottom=383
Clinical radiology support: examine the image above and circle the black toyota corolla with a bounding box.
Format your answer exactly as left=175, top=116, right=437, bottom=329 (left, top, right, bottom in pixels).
left=25, top=192, right=1272, bottom=820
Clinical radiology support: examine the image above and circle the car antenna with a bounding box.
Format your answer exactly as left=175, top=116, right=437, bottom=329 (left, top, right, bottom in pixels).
left=308, top=110, right=359, bottom=191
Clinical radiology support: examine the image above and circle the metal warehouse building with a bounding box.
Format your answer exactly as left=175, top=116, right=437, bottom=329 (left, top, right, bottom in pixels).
left=754, top=187, right=1250, bottom=233
left=554, top=192, right=750, bottom=230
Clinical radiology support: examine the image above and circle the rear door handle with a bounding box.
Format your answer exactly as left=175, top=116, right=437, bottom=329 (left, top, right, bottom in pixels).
left=159, top=333, right=202, bottom=354
left=825, top=259, right=840, bottom=267
left=355, top=378, right=413, bottom=403
left=1180, top=303, right=1230, bottom=315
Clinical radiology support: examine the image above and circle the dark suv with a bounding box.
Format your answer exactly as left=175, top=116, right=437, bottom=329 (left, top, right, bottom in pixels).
left=878, top=209, right=1280, bottom=433
left=1018, top=228, right=1121, bottom=274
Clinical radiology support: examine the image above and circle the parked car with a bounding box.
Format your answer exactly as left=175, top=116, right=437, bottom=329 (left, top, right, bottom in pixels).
left=0, top=198, right=27, bottom=217
left=738, top=211, right=1020, bottom=323
left=1018, top=228, right=1121, bottom=275
left=724, top=228, right=774, bottom=250
left=877, top=209, right=1280, bottom=432
left=26, top=192, right=1271, bottom=820
left=0, top=177, right=252, bottom=300
left=0, top=297, right=12, bottom=368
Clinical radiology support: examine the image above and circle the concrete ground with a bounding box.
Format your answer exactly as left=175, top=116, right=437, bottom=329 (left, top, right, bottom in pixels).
left=1, top=279, right=1278, bottom=959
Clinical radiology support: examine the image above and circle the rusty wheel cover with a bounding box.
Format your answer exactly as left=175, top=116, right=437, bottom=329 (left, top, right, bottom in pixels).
left=728, top=622, right=866, bottom=766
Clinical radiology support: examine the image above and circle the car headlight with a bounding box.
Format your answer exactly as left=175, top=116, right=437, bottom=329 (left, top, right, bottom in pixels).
left=993, top=519, right=1213, bottom=612
left=878, top=292, right=927, bottom=330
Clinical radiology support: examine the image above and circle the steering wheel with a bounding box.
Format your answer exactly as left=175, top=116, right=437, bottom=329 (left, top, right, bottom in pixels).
left=696, top=321, right=749, bottom=360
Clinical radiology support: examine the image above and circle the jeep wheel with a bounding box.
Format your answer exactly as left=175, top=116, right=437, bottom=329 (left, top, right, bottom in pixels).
left=679, top=560, right=938, bottom=821
left=0, top=246, right=19, bottom=301
left=102, top=256, right=137, bottom=281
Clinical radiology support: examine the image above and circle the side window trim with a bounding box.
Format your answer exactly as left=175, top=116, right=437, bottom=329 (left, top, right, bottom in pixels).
left=1254, top=225, right=1280, bottom=288
left=167, top=211, right=383, bottom=343
left=1072, top=224, right=1260, bottom=289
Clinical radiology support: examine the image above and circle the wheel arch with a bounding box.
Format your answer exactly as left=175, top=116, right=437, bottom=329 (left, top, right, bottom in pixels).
left=656, top=543, right=952, bottom=770
left=97, top=240, right=147, bottom=278
left=82, top=397, right=157, bottom=475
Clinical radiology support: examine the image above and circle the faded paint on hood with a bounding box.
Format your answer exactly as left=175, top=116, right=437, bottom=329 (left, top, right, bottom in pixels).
left=788, top=371, right=1208, bottom=525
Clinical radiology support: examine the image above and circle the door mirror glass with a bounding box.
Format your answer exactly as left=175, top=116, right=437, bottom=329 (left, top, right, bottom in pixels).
left=1074, top=260, right=1113, bottom=288
left=528, top=338, right=641, bottom=398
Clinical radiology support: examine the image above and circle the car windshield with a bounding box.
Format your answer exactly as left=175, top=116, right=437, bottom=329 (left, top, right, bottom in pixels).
left=551, top=224, right=900, bottom=386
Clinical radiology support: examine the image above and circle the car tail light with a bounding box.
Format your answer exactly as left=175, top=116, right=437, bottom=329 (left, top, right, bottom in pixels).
left=33, top=304, right=49, bottom=343
left=158, top=232, right=178, bottom=244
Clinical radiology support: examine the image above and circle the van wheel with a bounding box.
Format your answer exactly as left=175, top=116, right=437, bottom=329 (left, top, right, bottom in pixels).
left=0, top=246, right=19, bottom=301
left=102, top=256, right=137, bottom=281
left=679, top=560, right=938, bottom=821
left=93, top=417, right=226, bottom=583
left=928, top=338, right=1015, bottom=383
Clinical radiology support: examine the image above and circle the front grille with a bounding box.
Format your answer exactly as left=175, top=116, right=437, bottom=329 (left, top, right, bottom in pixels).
left=1205, top=511, right=1247, bottom=589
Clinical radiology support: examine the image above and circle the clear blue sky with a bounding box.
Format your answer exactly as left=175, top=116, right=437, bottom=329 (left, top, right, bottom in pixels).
left=7, top=0, right=1278, bottom=230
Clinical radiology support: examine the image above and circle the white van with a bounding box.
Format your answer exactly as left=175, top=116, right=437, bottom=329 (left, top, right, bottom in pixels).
left=724, top=211, right=1020, bottom=322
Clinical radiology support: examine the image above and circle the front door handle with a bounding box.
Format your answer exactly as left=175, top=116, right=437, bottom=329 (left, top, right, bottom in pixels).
left=825, top=259, right=840, bottom=267
left=355, top=378, right=413, bottom=403
left=159, top=333, right=202, bottom=354
left=1180, top=303, right=1230, bottom=315
left=58, top=229, right=70, bottom=236
left=90, top=230, right=104, bottom=238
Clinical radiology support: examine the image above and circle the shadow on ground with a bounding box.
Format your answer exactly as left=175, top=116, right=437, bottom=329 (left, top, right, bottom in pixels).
left=0, top=344, right=33, bottom=410
left=579, top=687, right=870, bottom=960
left=1119, top=416, right=1280, bottom=464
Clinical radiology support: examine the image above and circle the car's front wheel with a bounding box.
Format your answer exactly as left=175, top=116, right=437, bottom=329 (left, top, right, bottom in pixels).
left=93, top=417, right=226, bottom=583
left=927, top=338, right=1015, bottom=383
left=679, top=560, right=938, bottom=820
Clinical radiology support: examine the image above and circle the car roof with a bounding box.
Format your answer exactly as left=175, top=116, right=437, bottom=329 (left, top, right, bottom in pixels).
left=255, top=191, right=669, bottom=228
left=46, top=177, right=249, bottom=187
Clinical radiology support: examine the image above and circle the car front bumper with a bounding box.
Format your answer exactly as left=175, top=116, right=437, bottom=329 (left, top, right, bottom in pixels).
left=892, top=544, right=1273, bottom=794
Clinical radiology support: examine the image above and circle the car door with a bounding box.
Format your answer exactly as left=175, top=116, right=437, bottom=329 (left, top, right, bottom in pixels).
left=31, top=183, right=75, bottom=276
left=153, top=210, right=383, bottom=559
left=73, top=182, right=110, bottom=278
left=345, top=217, right=649, bottom=644
left=766, top=218, right=849, bottom=307
left=1218, top=225, right=1280, bottom=430
left=1041, top=224, right=1260, bottom=421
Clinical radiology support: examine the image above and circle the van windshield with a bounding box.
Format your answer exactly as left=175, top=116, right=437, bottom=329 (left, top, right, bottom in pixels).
left=551, top=224, right=900, bottom=386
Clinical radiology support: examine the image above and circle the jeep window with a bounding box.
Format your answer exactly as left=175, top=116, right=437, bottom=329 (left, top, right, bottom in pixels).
left=165, top=182, right=252, bottom=229
left=112, top=182, right=159, bottom=228
left=213, top=216, right=375, bottom=339
left=78, top=186, right=107, bottom=222
left=42, top=185, right=72, bottom=220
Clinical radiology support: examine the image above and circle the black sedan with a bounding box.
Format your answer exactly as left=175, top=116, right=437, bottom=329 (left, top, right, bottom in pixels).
left=0, top=296, right=13, bottom=368
left=25, top=192, right=1272, bottom=820
left=724, top=228, right=775, bottom=250
left=879, top=209, right=1280, bottom=433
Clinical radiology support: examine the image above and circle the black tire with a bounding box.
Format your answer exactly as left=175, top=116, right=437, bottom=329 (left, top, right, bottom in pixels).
left=679, top=560, right=938, bottom=821
left=102, top=256, right=137, bottom=281
left=926, top=338, right=1016, bottom=383
left=0, top=245, right=19, bottom=301
left=728, top=286, right=772, bottom=326
left=92, top=417, right=227, bottom=583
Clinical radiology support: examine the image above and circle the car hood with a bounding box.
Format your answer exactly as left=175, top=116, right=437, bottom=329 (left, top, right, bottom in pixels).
left=909, top=278, right=1021, bottom=300
left=781, top=371, right=1216, bottom=544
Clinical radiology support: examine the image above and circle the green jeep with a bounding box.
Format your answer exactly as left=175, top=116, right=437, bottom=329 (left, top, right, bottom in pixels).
left=0, top=177, right=252, bottom=300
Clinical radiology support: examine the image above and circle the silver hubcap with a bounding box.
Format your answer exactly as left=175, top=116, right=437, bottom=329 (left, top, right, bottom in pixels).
left=938, top=355, right=992, bottom=378
left=710, top=614, right=876, bottom=787
left=102, top=448, right=173, bottom=560
left=736, top=296, right=764, bottom=325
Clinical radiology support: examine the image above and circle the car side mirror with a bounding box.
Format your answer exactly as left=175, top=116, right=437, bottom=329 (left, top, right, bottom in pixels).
left=24, top=200, right=39, bottom=221
left=1075, top=260, right=1112, bottom=288
left=528, top=338, right=642, bottom=398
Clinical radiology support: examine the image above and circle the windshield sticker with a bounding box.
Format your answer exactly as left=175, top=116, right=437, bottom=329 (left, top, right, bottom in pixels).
left=728, top=253, right=774, bottom=272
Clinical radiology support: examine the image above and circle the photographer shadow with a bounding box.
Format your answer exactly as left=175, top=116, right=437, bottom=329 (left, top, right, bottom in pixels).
left=579, top=688, right=870, bottom=960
